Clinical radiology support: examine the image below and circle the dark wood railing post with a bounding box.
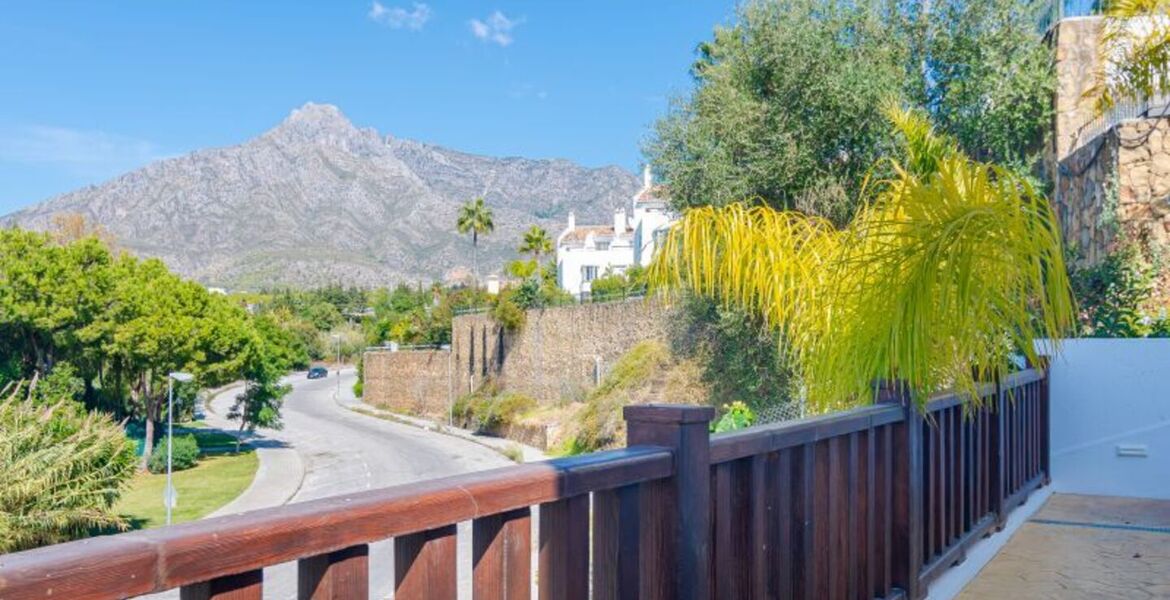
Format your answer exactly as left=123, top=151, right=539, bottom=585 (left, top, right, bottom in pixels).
left=623, top=404, right=715, bottom=600
left=297, top=544, right=368, bottom=600
left=989, top=376, right=1008, bottom=531
left=878, top=381, right=925, bottom=600
left=1030, top=356, right=1052, bottom=486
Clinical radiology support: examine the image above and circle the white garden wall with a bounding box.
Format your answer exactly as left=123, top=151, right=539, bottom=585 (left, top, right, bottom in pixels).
left=1041, top=338, right=1170, bottom=500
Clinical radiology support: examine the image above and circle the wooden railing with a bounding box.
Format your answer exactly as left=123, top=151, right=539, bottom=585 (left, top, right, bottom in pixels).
left=0, top=370, right=1049, bottom=600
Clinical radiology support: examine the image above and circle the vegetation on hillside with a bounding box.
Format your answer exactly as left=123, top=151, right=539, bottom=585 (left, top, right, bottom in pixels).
left=1070, top=233, right=1170, bottom=337
left=558, top=341, right=707, bottom=454
left=451, top=385, right=538, bottom=433
left=651, top=107, right=1075, bottom=411
left=669, top=297, right=799, bottom=412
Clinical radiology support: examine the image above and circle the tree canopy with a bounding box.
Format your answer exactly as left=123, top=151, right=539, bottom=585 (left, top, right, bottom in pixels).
left=0, top=228, right=293, bottom=464
left=645, top=0, right=1056, bottom=223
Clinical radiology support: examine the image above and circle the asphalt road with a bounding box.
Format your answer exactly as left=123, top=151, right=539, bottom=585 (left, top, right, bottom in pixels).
left=154, top=370, right=512, bottom=599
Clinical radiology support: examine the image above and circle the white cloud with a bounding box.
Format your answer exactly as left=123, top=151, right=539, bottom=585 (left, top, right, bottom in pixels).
left=469, top=11, right=520, bottom=47
left=368, top=2, right=432, bottom=31
left=0, top=125, right=162, bottom=177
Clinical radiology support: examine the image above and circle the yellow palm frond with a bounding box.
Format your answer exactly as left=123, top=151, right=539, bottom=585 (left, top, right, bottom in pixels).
left=649, top=109, right=1075, bottom=411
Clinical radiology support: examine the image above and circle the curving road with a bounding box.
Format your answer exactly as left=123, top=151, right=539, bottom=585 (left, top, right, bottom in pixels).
left=184, top=369, right=512, bottom=599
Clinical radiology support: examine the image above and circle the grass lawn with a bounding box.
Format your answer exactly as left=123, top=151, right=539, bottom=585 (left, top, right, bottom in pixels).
left=115, top=450, right=258, bottom=529
left=179, top=428, right=241, bottom=449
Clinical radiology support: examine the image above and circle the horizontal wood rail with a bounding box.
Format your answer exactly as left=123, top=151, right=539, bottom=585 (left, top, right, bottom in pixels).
left=0, top=369, right=1050, bottom=600
left=0, top=446, right=673, bottom=600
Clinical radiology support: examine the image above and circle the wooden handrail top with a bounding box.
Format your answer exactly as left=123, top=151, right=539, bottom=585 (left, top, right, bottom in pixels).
left=1002, top=367, right=1044, bottom=389
left=709, top=403, right=904, bottom=464
left=0, top=445, right=673, bottom=600
left=925, top=368, right=1043, bottom=412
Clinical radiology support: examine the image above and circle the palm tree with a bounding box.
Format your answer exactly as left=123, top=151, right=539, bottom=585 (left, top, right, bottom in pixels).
left=518, top=225, right=553, bottom=281
left=649, top=106, right=1075, bottom=412
left=456, top=197, right=495, bottom=288
left=1088, top=0, right=1170, bottom=113
left=0, top=383, right=137, bottom=552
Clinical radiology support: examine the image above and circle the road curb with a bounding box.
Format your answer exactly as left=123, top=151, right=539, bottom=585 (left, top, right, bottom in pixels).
left=201, top=385, right=306, bottom=517
left=337, top=393, right=547, bottom=463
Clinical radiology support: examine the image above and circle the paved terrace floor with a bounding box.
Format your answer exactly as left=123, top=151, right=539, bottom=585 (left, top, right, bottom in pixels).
left=958, top=493, right=1170, bottom=599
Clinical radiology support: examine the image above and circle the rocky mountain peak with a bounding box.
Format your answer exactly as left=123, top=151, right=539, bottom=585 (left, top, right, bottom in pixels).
left=266, top=102, right=381, bottom=151
left=3, top=104, right=641, bottom=288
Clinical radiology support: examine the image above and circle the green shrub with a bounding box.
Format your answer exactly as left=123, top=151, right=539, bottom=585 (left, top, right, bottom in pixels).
left=352, top=379, right=363, bottom=397
left=491, top=295, right=526, bottom=331
left=1070, top=239, right=1165, bottom=337
left=712, top=401, right=756, bottom=433
left=589, top=266, right=648, bottom=302
left=30, top=363, right=85, bottom=406
left=479, top=393, right=536, bottom=431
left=147, top=434, right=200, bottom=474
left=453, top=388, right=535, bottom=433
left=500, top=444, right=525, bottom=463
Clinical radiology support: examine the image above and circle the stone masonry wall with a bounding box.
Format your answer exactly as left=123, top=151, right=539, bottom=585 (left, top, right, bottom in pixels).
left=363, top=349, right=451, bottom=417
left=450, top=299, right=671, bottom=404
left=1112, top=120, right=1170, bottom=247
left=362, top=299, right=673, bottom=420
left=1055, top=127, right=1120, bottom=266
left=1052, top=17, right=1170, bottom=272
left=1053, top=18, right=1104, bottom=160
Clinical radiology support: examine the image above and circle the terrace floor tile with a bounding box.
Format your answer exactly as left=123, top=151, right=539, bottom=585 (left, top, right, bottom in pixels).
left=957, top=493, right=1170, bottom=600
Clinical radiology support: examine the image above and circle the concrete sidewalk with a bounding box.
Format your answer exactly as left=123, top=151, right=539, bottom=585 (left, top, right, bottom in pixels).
left=201, top=385, right=305, bottom=517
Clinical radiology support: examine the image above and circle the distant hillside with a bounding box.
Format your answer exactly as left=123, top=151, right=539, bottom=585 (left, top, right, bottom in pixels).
left=2, top=103, right=639, bottom=288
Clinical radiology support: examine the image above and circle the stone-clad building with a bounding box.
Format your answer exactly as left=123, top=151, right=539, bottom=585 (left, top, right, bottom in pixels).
left=1051, top=17, right=1170, bottom=270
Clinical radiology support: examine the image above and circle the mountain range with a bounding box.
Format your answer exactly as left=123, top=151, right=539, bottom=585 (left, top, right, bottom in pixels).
left=2, top=103, right=640, bottom=288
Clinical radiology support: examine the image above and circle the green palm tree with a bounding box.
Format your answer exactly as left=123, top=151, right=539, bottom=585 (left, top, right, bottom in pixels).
left=456, top=197, right=495, bottom=288
left=518, top=225, right=553, bottom=280
left=649, top=106, right=1075, bottom=412
left=1088, top=0, right=1170, bottom=113
left=0, top=383, right=137, bottom=552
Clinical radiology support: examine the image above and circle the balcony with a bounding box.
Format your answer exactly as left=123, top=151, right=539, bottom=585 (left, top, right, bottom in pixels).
left=0, top=340, right=1166, bottom=599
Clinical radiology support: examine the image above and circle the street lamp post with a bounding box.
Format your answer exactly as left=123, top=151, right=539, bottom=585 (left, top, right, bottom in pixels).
left=166, top=371, right=194, bottom=526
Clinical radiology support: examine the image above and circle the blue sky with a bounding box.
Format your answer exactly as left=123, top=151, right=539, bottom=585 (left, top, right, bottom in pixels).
left=0, top=2, right=735, bottom=214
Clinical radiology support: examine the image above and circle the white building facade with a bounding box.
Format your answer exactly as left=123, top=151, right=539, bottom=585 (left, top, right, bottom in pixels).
left=556, top=167, right=675, bottom=297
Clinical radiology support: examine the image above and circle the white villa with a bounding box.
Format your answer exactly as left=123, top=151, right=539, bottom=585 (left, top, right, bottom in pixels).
left=556, top=166, right=675, bottom=297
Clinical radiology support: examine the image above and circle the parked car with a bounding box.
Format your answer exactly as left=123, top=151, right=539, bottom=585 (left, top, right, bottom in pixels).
left=307, top=366, right=328, bottom=379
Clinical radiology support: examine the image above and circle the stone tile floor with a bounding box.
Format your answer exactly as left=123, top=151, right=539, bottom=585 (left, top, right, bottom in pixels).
left=958, top=493, right=1170, bottom=599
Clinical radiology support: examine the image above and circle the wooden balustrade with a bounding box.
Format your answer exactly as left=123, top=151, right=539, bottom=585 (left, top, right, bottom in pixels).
left=0, top=369, right=1050, bottom=600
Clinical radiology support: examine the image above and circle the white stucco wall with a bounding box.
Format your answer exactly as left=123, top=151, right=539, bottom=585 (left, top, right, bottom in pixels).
left=557, top=244, right=635, bottom=296
left=633, top=207, right=673, bottom=267
left=1041, top=338, right=1170, bottom=499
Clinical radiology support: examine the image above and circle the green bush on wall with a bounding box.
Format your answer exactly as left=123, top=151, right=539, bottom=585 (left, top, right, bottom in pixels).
left=147, top=434, right=200, bottom=474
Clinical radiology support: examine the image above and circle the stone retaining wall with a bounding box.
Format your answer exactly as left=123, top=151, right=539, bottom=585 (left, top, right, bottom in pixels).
left=450, top=299, right=671, bottom=404
left=363, top=299, right=674, bottom=420
left=1052, top=17, right=1170, bottom=277
left=362, top=348, right=451, bottom=417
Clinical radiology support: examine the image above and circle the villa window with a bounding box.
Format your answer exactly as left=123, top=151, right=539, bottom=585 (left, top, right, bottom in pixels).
left=582, top=265, right=599, bottom=282
left=596, top=241, right=610, bottom=251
